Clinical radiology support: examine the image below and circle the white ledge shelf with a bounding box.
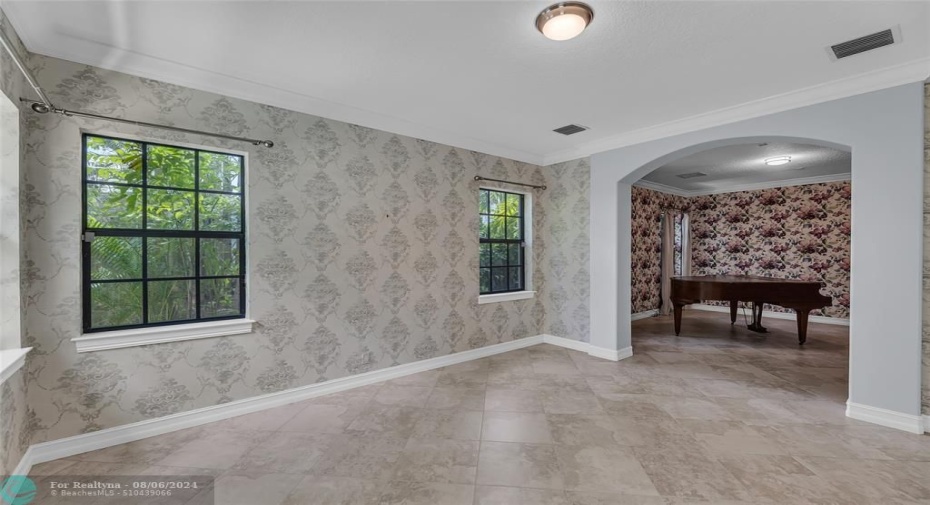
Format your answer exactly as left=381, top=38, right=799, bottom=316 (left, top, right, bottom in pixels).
left=0, top=347, right=31, bottom=385
left=478, top=291, right=536, bottom=304
left=73, top=319, right=256, bottom=353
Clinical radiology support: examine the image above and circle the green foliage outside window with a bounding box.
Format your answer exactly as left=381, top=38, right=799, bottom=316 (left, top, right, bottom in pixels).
left=478, top=189, right=524, bottom=294
left=84, top=135, right=245, bottom=331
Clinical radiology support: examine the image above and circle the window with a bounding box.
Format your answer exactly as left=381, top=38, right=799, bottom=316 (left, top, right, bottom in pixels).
left=82, top=134, right=246, bottom=333
left=478, top=189, right=525, bottom=294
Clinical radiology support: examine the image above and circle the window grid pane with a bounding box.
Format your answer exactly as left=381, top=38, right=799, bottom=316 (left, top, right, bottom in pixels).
left=478, top=189, right=525, bottom=295
left=83, top=134, right=246, bottom=333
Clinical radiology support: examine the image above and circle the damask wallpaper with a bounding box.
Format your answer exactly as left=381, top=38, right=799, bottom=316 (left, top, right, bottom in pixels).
left=630, top=182, right=851, bottom=320
left=539, top=159, right=590, bottom=342
left=15, top=51, right=590, bottom=447
left=690, top=182, right=851, bottom=318
left=0, top=7, right=30, bottom=477
left=630, top=186, right=689, bottom=314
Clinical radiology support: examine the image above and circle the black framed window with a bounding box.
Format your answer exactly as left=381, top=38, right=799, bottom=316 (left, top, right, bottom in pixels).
left=82, top=134, right=246, bottom=333
left=479, top=189, right=525, bottom=294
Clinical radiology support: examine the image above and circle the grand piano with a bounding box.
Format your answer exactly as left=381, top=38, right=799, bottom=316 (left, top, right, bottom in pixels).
left=670, top=275, right=833, bottom=344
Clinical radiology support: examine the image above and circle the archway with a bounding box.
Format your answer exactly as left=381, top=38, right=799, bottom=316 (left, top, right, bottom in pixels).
left=588, top=83, right=924, bottom=432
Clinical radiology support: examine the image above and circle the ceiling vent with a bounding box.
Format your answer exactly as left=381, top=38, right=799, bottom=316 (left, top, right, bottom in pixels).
left=553, top=124, right=588, bottom=135
left=676, top=172, right=707, bottom=179
left=830, top=28, right=895, bottom=60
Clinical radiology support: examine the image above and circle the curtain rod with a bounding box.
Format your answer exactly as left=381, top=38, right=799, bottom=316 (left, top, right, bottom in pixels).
left=1, top=25, right=275, bottom=148
left=474, top=176, right=546, bottom=190
left=21, top=99, right=274, bottom=147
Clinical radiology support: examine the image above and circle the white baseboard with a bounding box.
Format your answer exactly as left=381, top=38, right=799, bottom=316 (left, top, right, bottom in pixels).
left=846, top=401, right=924, bottom=434
left=541, top=334, right=633, bottom=362
left=691, top=303, right=849, bottom=326
left=12, top=333, right=628, bottom=475
left=924, top=415, right=930, bottom=433
left=631, top=309, right=658, bottom=321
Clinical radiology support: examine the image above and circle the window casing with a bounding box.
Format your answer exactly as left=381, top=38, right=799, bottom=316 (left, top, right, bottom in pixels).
left=479, top=189, right=525, bottom=294
left=81, top=134, right=246, bottom=333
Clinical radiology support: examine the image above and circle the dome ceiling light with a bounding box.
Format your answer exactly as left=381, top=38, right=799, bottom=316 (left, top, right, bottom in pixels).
left=764, top=156, right=792, bottom=166
left=536, top=2, right=594, bottom=41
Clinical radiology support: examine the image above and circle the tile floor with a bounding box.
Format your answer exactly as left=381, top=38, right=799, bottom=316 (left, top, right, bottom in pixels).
left=28, top=311, right=930, bottom=504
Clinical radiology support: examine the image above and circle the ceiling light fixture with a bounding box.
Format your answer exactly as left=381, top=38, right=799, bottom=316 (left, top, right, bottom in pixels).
left=536, top=2, right=594, bottom=41
left=764, top=156, right=792, bottom=166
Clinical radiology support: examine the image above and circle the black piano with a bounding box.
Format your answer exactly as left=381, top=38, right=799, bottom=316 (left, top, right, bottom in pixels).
left=670, top=275, right=833, bottom=344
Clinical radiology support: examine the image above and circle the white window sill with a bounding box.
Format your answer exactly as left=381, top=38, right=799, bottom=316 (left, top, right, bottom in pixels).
left=478, top=291, right=536, bottom=304
left=0, top=347, right=31, bottom=385
left=72, top=319, right=256, bottom=353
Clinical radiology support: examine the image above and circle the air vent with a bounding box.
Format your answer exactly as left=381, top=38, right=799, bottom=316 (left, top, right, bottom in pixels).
left=831, top=29, right=895, bottom=59
left=553, top=124, right=588, bottom=135
left=676, top=172, right=707, bottom=179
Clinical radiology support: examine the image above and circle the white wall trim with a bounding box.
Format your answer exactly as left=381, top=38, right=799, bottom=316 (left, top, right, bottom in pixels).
left=633, top=172, right=852, bottom=198
left=478, top=291, right=536, bottom=305
left=541, top=334, right=633, bottom=362
left=14, top=333, right=630, bottom=472
left=0, top=347, right=30, bottom=385
left=923, top=415, right=930, bottom=433
left=543, top=57, right=930, bottom=165
left=72, top=319, right=256, bottom=353
left=631, top=309, right=659, bottom=321
left=691, top=303, right=849, bottom=326
left=846, top=401, right=924, bottom=435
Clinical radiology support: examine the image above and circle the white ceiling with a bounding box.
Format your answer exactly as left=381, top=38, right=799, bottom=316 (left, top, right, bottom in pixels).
left=637, top=142, right=850, bottom=195
left=4, top=1, right=929, bottom=165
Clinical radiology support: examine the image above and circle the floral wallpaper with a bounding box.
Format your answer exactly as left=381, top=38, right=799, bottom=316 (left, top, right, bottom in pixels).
left=15, top=50, right=589, bottom=447
left=631, top=182, right=851, bottom=319
left=0, top=6, right=30, bottom=477
left=630, top=187, right=688, bottom=314
left=690, top=182, right=850, bottom=318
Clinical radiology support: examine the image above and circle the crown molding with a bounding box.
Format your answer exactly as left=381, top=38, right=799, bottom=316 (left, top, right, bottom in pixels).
left=3, top=12, right=546, bottom=165
left=633, top=172, right=851, bottom=198
left=542, top=57, right=930, bottom=165
left=5, top=2, right=928, bottom=169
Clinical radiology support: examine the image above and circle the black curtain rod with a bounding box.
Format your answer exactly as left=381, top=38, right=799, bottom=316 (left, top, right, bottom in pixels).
left=21, top=99, right=275, bottom=148
left=474, top=175, right=546, bottom=190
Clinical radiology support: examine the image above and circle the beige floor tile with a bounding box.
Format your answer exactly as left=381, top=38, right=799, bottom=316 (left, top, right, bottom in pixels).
left=633, top=447, right=750, bottom=501
left=797, top=457, right=930, bottom=503
left=539, top=390, right=605, bottom=414
left=345, top=404, right=422, bottom=438
left=154, top=428, right=272, bottom=470
left=72, top=426, right=205, bottom=464
left=378, top=481, right=474, bottom=505
left=311, top=434, right=406, bottom=481
left=278, top=401, right=366, bottom=433
left=231, top=431, right=333, bottom=473
left=386, top=370, right=441, bottom=387
left=373, top=385, right=435, bottom=407
left=476, top=441, right=564, bottom=489
left=410, top=409, right=483, bottom=440
left=208, top=402, right=305, bottom=432
left=717, top=454, right=858, bottom=504
left=484, top=388, right=543, bottom=412
left=425, top=387, right=486, bottom=410
left=677, top=419, right=788, bottom=456
left=392, top=439, right=479, bottom=484
left=482, top=411, right=553, bottom=443
left=556, top=444, right=659, bottom=496
left=207, top=472, right=304, bottom=505
left=475, top=485, right=570, bottom=505
left=282, top=476, right=384, bottom=505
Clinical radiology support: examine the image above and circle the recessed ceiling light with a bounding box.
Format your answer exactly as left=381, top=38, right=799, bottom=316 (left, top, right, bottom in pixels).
left=536, top=2, right=594, bottom=41
left=764, top=156, right=792, bottom=166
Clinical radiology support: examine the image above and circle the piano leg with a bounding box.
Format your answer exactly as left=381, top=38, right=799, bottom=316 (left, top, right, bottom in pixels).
left=729, top=301, right=737, bottom=324
left=747, top=302, right=768, bottom=333
left=673, top=302, right=683, bottom=336
left=795, top=309, right=810, bottom=345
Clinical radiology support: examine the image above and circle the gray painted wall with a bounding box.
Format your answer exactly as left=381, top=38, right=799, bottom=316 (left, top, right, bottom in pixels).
left=591, top=83, right=925, bottom=417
